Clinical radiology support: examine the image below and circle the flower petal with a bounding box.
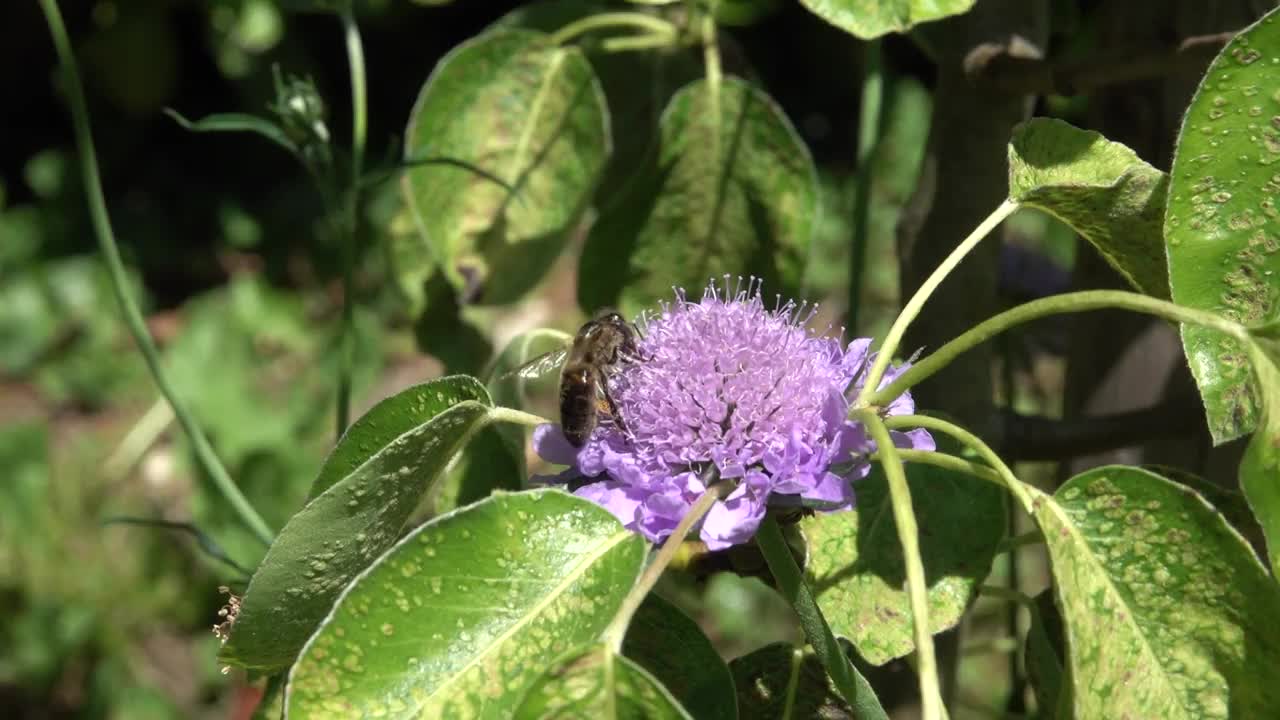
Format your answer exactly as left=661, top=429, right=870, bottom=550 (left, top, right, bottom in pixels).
left=574, top=480, right=645, bottom=531
left=891, top=427, right=935, bottom=452
left=532, top=424, right=579, bottom=465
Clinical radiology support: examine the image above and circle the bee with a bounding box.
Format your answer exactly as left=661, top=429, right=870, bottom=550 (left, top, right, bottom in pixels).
left=502, top=309, right=641, bottom=447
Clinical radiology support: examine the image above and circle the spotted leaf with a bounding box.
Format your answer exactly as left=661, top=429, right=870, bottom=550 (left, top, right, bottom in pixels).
left=1034, top=466, right=1280, bottom=719
left=514, top=645, right=692, bottom=720
left=286, top=490, right=646, bottom=718
left=1165, top=8, right=1280, bottom=443
left=219, top=377, right=494, bottom=671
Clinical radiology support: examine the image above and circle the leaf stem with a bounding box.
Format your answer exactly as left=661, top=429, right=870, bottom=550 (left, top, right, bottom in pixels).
left=548, top=11, right=678, bottom=47
left=756, top=516, right=889, bottom=720
left=855, top=200, right=1019, bottom=406
left=871, top=290, right=1250, bottom=408
left=853, top=409, right=943, bottom=720
left=37, top=0, right=273, bottom=547
left=603, top=469, right=727, bottom=652
left=847, top=39, right=885, bottom=333
left=701, top=4, right=722, bottom=124
left=336, top=4, right=368, bottom=439
left=486, top=407, right=553, bottom=428
left=885, top=449, right=1005, bottom=490
left=885, top=414, right=1034, bottom=514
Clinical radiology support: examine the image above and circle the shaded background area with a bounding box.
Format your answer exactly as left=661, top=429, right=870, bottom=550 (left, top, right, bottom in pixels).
left=1, top=0, right=1270, bottom=717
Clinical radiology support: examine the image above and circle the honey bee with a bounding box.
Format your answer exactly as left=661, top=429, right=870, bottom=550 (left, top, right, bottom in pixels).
left=503, top=309, right=640, bottom=447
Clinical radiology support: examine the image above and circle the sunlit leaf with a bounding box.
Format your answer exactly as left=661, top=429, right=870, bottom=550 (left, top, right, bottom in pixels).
left=621, top=594, right=736, bottom=720
left=800, top=452, right=1005, bottom=665
left=798, top=0, right=976, bottom=39
left=286, top=490, right=646, bottom=718
left=1034, top=466, right=1280, bottom=718
left=305, top=376, right=489, bottom=500
left=515, top=645, right=693, bottom=720
left=1164, top=9, right=1280, bottom=444
left=1008, top=118, right=1170, bottom=299
left=402, top=29, right=609, bottom=305
left=164, top=109, right=296, bottom=154
left=582, top=77, right=818, bottom=316
left=219, top=378, right=494, bottom=671
left=729, top=643, right=854, bottom=720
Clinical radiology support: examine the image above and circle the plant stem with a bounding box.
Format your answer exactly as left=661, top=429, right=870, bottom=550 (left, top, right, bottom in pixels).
left=855, top=200, right=1019, bottom=407
left=854, top=409, right=943, bottom=720
left=885, top=414, right=1034, bottom=514
left=887, top=449, right=1005, bottom=490
left=486, top=407, right=553, bottom=429
left=603, top=469, right=727, bottom=652
left=38, top=0, right=273, bottom=547
left=847, top=39, right=884, bottom=334
left=548, top=12, right=677, bottom=46
left=336, top=5, right=368, bottom=439
left=756, top=516, right=889, bottom=720
left=871, top=290, right=1249, bottom=408
left=701, top=6, right=722, bottom=122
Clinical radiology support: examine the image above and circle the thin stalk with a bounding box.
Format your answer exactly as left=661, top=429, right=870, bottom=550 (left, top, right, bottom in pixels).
left=701, top=6, right=722, bottom=123
left=105, top=397, right=175, bottom=481
left=872, top=289, right=1249, bottom=408
left=603, top=470, right=727, bottom=651
left=847, top=39, right=884, bottom=333
left=486, top=407, right=552, bottom=428
left=855, top=200, right=1019, bottom=406
left=600, top=32, right=682, bottom=53
left=38, top=0, right=273, bottom=547
left=756, top=517, right=890, bottom=720
left=781, top=647, right=805, bottom=719
left=885, top=414, right=1034, bottom=514
left=886, top=449, right=1006, bottom=490
left=336, top=5, right=368, bottom=439
left=548, top=12, right=677, bottom=46
left=854, top=409, right=943, bottom=720
left=997, top=529, right=1045, bottom=553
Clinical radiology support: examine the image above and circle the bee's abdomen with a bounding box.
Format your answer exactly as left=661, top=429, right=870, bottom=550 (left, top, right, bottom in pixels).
left=559, top=367, right=596, bottom=447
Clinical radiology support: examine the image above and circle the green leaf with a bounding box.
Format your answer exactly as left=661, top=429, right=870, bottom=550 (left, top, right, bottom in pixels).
left=729, top=643, right=854, bottom=720
left=1164, top=9, right=1280, bottom=443
left=1008, top=118, right=1170, bottom=299
left=163, top=109, right=296, bottom=154
left=218, top=378, right=494, bottom=671
left=286, top=490, right=646, bottom=718
left=800, top=452, right=1005, bottom=665
left=492, top=1, right=705, bottom=212
left=402, top=29, right=609, bottom=305
left=581, top=77, right=818, bottom=316
left=305, top=376, right=489, bottom=500
left=1034, top=466, right=1280, bottom=719
left=515, top=645, right=693, bottom=720
left=1240, top=342, right=1280, bottom=576
left=1024, top=589, right=1067, bottom=720
left=622, top=594, right=736, bottom=720
left=797, top=0, right=976, bottom=39
left=430, top=426, right=524, bottom=516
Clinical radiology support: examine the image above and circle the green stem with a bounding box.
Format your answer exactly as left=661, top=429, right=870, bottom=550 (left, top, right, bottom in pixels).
left=548, top=11, right=677, bottom=46
left=37, top=0, right=274, bottom=547
left=855, top=200, right=1019, bottom=407
left=872, top=290, right=1249, bottom=408
left=887, top=449, right=1005, bottom=490
left=781, top=647, right=805, bottom=719
left=854, top=409, right=943, bottom=720
left=847, top=39, right=884, bottom=333
left=603, top=471, right=727, bottom=652
left=756, top=516, right=889, bottom=720
left=600, top=32, right=682, bottom=53
left=487, top=407, right=553, bottom=429
left=997, top=529, right=1045, bottom=553
left=701, top=6, right=722, bottom=122
left=885, top=414, right=1034, bottom=514
left=336, top=5, right=368, bottom=439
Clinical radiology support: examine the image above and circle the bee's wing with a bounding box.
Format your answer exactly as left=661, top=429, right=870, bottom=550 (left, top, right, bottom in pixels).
left=497, top=347, right=570, bottom=381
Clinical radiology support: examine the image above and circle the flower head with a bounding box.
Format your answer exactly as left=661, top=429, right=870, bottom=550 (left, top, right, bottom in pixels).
left=534, top=279, right=934, bottom=550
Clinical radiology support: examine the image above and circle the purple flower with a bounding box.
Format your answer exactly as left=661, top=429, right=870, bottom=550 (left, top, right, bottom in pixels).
left=533, top=279, right=935, bottom=550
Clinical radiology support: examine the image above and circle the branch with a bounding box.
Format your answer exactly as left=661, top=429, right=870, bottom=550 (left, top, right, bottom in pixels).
left=966, top=30, right=1235, bottom=96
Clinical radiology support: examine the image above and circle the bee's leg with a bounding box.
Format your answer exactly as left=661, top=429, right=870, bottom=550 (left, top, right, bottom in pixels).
left=596, top=381, right=630, bottom=435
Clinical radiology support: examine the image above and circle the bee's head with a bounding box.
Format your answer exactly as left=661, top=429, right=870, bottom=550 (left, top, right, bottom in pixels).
left=591, top=307, right=626, bottom=325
